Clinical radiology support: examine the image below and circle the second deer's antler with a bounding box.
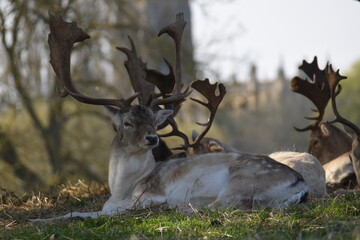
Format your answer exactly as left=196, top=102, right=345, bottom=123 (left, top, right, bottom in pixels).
left=190, top=79, right=226, bottom=146
left=292, top=56, right=360, bottom=135
left=325, top=65, right=360, bottom=135
left=291, top=56, right=331, bottom=131
left=166, top=79, right=226, bottom=150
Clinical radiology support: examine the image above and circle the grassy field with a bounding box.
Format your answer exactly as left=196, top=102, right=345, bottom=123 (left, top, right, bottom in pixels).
left=1, top=180, right=360, bottom=240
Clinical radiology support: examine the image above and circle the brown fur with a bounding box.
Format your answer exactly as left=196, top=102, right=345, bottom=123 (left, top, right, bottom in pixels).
left=309, top=123, right=352, bottom=164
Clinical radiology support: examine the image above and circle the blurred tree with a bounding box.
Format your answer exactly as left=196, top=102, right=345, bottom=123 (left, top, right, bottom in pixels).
left=338, top=59, right=360, bottom=125
left=0, top=1, right=92, bottom=177
left=0, top=1, right=66, bottom=179
left=0, top=127, right=44, bottom=188
left=0, top=0, right=196, bottom=192
left=0, top=0, right=137, bottom=189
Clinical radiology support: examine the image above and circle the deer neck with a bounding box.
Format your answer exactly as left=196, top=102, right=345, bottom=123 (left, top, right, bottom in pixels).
left=108, top=142, right=155, bottom=200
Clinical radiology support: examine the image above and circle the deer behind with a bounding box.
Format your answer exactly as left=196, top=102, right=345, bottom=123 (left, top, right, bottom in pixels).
left=291, top=57, right=360, bottom=188
left=308, top=122, right=352, bottom=165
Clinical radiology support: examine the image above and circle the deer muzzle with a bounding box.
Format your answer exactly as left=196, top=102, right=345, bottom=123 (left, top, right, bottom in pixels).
left=145, top=135, right=159, bottom=146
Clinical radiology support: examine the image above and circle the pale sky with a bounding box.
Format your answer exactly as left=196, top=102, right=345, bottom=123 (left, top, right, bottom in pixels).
left=190, top=0, right=360, bottom=81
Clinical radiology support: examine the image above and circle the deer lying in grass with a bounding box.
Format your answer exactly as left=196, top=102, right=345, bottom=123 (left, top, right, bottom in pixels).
left=291, top=57, right=360, bottom=189
left=187, top=131, right=327, bottom=198
left=31, top=13, right=308, bottom=221
left=268, top=152, right=326, bottom=198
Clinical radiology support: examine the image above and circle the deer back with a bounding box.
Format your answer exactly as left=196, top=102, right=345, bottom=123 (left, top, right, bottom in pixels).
left=187, top=133, right=326, bottom=198
left=135, top=152, right=308, bottom=210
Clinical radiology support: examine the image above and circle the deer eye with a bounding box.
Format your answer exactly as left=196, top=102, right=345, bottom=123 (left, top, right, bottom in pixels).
left=124, top=121, right=133, bottom=128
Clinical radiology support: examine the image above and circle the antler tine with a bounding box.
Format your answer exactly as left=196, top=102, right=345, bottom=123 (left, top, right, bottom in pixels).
left=145, top=13, right=194, bottom=147
left=157, top=79, right=226, bottom=151
left=146, top=58, right=190, bottom=111
left=48, top=12, right=138, bottom=110
left=158, top=118, right=191, bottom=149
left=150, top=87, right=192, bottom=107
left=116, top=36, right=154, bottom=106
left=190, top=79, right=226, bottom=147
left=326, top=65, right=360, bottom=135
left=158, top=12, right=186, bottom=95
left=146, top=58, right=175, bottom=98
left=151, top=12, right=191, bottom=109
left=291, top=56, right=331, bottom=132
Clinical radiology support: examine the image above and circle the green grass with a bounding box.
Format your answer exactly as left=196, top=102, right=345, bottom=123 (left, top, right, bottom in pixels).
left=1, top=183, right=360, bottom=239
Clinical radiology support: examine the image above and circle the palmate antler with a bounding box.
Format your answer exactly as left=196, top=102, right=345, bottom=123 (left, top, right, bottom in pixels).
left=48, top=12, right=138, bottom=110
left=48, top=12, right=190, bottom=113
left=116, top=36, right=154, bottom=106
left=292, top=56, right=360, bottom=135
left=148, top=13, right=191, bottom=110
left=49, top=12, right=224, bottom=157
left=162, top=79, right=226, bottom=151
left=145, top=57, right=187, bottom=123
left=116, top=14, right=225, bottom=154
left=190, top=79, right=226, bottom=146
left=291, top=57, right=332, bottom=131
left=142, top=13, right=193, bottom=137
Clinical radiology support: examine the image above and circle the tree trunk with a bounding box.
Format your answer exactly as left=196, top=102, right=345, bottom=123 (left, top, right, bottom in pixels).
left=0, top=130, right=44, bottom=189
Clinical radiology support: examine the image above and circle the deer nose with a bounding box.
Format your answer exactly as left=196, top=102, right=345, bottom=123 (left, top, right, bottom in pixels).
left=145, top=135, right=159, bottom=146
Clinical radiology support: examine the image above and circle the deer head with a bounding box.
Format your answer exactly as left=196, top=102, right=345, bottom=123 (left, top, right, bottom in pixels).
left=105, top=105, right=172, bottom=153
left=48, top=12, right=191, bottom=156
left=291, top=57, right=352, bottom=164
left=185, top=130, right=238, bottom=156
left=308, top=122, right=352, bottom=164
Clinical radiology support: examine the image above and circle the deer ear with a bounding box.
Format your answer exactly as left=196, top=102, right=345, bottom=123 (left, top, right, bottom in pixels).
left=154, top=109, right=173, bottom=127
left=343, top=125, right=358, bottom=140
left=209, top=141, right=224, bottom=152
left=192, top=130, right=200, bottom=142
left=320, top=123, right=331, bottom=137
left=105, top=106, right=122, bottom=128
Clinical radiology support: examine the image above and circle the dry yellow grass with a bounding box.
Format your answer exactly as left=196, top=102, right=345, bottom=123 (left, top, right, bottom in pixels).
left=0, top=179, right=109, bottom=229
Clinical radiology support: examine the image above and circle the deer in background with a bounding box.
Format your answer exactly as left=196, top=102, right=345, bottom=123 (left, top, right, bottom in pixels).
left=31, top=13, right=308, bottom=221
left=291, top=57, right=360, bottom=189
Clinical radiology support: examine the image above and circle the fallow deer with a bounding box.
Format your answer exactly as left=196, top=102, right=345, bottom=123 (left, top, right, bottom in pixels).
left=292, top=57, right=360, bottom=189
left=291, top=57, right=352, bottom=165
left=188, top=131, right=327, bottom=198
left=31, top=13, right=308, bottom=221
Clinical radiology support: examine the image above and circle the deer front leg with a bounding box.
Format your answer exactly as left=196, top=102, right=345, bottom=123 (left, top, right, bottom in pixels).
left=102, top=197, right=133, bottom=215
left=350, top=138, right=360, bottom=186
left=344, top=125, right=360, bottom=186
